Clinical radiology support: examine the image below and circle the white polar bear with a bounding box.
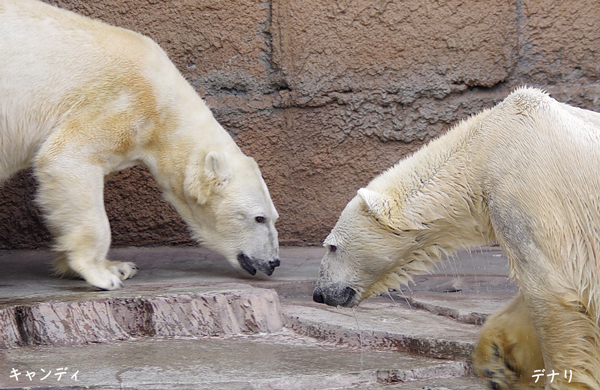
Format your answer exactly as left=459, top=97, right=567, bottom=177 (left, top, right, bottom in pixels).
left=314, top=88, right=600, bottom=390
left=0, top=0, right=280, bottom=290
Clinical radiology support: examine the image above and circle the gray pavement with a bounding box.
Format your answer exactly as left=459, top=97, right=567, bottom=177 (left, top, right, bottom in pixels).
left=0, top=246, right=517, bottom=389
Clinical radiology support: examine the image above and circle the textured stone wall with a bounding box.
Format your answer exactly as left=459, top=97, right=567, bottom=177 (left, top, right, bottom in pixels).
left=1, top=0, right=600, bottom=248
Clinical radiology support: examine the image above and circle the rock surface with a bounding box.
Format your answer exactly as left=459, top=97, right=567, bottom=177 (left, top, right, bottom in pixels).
left=2, top=0, right=599, bottom=248
left=0, top=246, right=511, bottom=389
left=0, top=288, right=282, bottom=349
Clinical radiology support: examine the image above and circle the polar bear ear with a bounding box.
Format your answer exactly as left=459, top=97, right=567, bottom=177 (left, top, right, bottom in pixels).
left=184, top=151, right=232, bottom=205
left=357, top=188, right=422, bottom=231
left=204, top=151, right=232, bottom=185
left=357, top=188, right=390, bottom=218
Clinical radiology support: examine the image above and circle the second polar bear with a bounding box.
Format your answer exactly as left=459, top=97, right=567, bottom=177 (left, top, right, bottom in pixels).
left=313, top=88, right=600, bottom=390
left=0, top=0, right=280, bottom=290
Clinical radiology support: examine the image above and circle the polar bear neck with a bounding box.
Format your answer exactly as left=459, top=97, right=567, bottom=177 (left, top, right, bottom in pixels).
left=368, top=108, right=497, bottom=259
left=348, top=111, right=500, bottom=300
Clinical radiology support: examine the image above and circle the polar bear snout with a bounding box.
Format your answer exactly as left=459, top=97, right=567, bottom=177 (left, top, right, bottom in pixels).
left=237, top=253, right=280, bottom=276
left=313, top=285, right=357, bottom=307
left=264, top=258, right=281, bottom=276
left=269, top=258, right=281, bottom=271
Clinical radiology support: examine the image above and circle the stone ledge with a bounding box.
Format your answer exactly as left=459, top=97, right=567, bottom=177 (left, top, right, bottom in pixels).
left=0, top=287, right=283, bottom=349
left=282, top=300, right=481, bottom=360
left=376, top=362, right=470, bottom=384
left=0, top=333, right=483, bottom=390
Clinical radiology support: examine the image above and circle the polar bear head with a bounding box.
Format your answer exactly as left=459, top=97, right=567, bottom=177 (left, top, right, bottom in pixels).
left=182, top=151, right=280, bottom=276
left=313, top=187, right=442, bottom=307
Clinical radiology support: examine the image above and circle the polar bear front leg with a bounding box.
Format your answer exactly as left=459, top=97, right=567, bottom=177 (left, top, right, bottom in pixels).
left=35, top=158, right=137, bottom=290
left=53, top=251, right=138, bottom=282
left=473, top=291, right=544, bottom=390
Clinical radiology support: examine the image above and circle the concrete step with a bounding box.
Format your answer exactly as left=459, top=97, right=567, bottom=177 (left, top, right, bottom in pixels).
left=282, top=300, right=481, bottom=360
left=0, top=285, right=283, bottom=349
left=0, top=331, right=485, bottom=390
left=0, top=286, right=491, bottom=390
left=0, top=246, right=512, bottom=389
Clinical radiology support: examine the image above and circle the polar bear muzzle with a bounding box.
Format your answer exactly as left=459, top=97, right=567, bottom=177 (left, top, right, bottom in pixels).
left=313, top=284, right=357, bottom=307
left=237, top=253, right=280, bottom=276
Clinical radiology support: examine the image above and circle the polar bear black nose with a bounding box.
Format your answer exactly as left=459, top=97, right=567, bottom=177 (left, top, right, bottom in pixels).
left=313, top=286, right=356, bottom=307
left=269, top=259, right=280, bottom=268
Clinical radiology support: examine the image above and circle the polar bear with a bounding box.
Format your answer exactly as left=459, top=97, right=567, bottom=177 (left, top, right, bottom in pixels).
left=473, top=292, right=545, bottom=389
left=313, top=87, right=600, bottom=389
left=0, top=0, right=280, bottom=290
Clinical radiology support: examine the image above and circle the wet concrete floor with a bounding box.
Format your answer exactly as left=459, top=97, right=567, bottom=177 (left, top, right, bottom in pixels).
left=0, top=246, right=517, bottom=389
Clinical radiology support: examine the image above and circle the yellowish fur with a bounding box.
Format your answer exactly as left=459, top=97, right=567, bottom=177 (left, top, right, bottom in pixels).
left=315, top=87, right=600, bottom=389
left=0, top=0, right=279, bottom=290
left=474, top=292, right=545, bottom=390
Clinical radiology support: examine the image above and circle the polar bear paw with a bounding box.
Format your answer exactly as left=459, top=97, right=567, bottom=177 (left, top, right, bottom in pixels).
left=473, top=340, right=523, bottom=390
left=84, top=268, right=124, bottom=291
left=52, top=253, right=137, bottom=290
left=473, top=293, right=544, bottom=390
left=107, top=260, right=138, bottom=280
left=84, top=261, right=138, bottom=290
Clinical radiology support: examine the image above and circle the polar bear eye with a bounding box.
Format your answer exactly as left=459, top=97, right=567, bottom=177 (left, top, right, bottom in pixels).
left=255, top=216, right=266, bottom=224
left=328, top=244, right=337, bottom=253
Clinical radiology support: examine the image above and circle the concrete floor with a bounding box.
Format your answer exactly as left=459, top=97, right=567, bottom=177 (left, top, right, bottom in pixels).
left=0, top=246, right=517, bottom=389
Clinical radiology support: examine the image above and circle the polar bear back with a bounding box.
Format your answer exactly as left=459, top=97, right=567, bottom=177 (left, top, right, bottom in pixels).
left=0, top=0, right=192, bottom=180
left=474, top=90, right=600, bottom=308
